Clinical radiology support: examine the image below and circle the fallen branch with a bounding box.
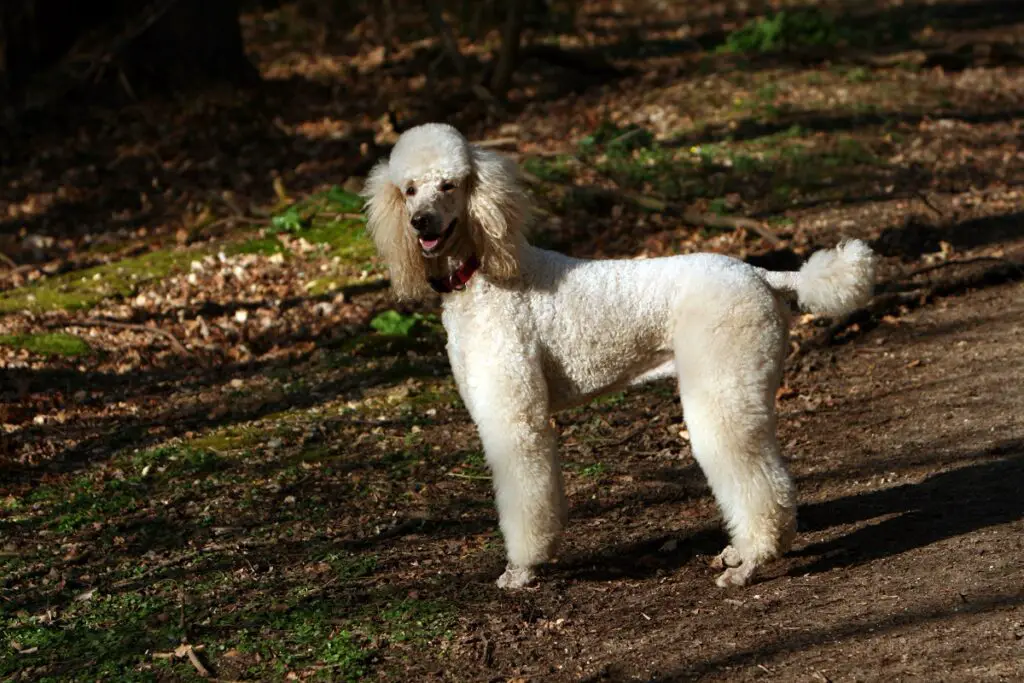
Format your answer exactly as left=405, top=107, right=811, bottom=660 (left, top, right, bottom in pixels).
left=603, top=184, right=784, bottom=246
left=519, top=170, right=783, bottom=246
left=153, top=644, right=213, bottom=679
left=471, top=137, right=519, bottom=149
left=795, top=259, right=1024, bottom=356
left=904, top=255, right=1023, bottom=279
left=184, top=644, right=210, bottom=678
left=913, top=190, right=946, bottom=218
left=57, top=319, right=189, bottom=356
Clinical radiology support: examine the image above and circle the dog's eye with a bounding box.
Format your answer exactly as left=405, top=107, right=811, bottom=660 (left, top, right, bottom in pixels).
left=440, top=180, right=456, bottom=192
left=405, top=185, right=416, bottom=197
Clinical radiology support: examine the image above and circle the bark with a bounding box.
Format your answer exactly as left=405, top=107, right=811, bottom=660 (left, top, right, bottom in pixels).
left=489, top=0, right=525, bottom=96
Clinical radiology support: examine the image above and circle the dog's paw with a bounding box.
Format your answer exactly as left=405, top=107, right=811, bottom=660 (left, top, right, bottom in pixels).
left=715, top=564, right=756, bottom=587
left=710, top=545, right=742, bottom=570
left=712, top=546, right=756, bottom=587
left=496, top=564, right=535, bottom=589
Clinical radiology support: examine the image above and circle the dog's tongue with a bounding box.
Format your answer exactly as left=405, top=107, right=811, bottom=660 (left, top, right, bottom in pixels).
left=420, top=237, right=440, bottom=251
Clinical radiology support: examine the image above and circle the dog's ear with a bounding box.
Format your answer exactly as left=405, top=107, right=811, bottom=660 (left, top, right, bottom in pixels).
left=363, top=159, right=430, bottom=300
left=467, top=146, right=525, bottom=282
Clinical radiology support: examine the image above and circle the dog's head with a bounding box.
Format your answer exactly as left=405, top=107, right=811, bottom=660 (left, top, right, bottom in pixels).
left=363, top=123, right=525, bottom=299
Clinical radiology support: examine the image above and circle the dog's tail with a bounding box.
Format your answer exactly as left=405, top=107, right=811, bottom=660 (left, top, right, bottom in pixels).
left=757, top=240, right=876, bottom=318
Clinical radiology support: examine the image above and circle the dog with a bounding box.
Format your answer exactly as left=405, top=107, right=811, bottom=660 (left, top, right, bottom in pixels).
left=363, top=122, right=876, bottom=589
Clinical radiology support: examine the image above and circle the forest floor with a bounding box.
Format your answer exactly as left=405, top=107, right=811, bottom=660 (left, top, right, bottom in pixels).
left=2, top=0, right=1023, bottom=681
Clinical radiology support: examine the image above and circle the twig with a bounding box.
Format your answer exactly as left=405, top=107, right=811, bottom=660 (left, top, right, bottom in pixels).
left=110, top=551, right=201, bottom=589
left=481, top=633, right=494, bottom=666
left=317, top=212, right=366, bottom=222
left=0, top=251, right=17, bottom=269
left=471, top=137, right=518, bottom=149
left=185, top=644, right=211, bottom=678
left=592, top=426, right=645, bottom=448
left=57, top=319, right=189, bottom=355
left=904, top=255, right=1023, bottom=278
left=447, top=471, right=492, bottom=480
left=914, top=190, right=945, bottom=218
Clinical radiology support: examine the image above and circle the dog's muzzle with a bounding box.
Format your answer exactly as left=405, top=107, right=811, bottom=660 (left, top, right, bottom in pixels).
left=414, top=216, right=457, bottom=256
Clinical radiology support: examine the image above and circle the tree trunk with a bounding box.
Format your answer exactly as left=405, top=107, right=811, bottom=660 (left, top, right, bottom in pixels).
left=121, top=0, right=259, bottom=91
left=489, top=0, right=525, bottom=97
left=1, top=0, right=257, bottom=111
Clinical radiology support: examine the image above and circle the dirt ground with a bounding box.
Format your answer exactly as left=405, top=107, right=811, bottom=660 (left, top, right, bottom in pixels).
left=2, top=0, right=1023, bottom=681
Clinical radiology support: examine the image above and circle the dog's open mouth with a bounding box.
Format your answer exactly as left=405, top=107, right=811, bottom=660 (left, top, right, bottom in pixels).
left=419, top=218, right=457, bottom=256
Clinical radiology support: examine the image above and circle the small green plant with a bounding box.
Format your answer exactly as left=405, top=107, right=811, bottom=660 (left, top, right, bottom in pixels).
left=0, top=332, right=90, bottom=357
left=523, top=156, right=574, bottom=183
left=271, top=186, right=364, bottom=234
left=592, top=391, right=626, bottom=407
left=325, top=552, right=379, bottom=580
left=238, top=186, right=375, bottom=265
left=719, top=8, right=840, bottom=54
left=844, top=66, right=872, bottom=83
left=370, top=310, right=426, bottom=337
left=579, top=121, right=655, bottom=158
left=708, top=198, right=730, bottom=215
left=580, top=462, right=607, bottom=478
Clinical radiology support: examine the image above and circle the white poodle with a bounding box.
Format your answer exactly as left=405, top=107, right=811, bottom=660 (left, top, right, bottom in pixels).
left=363, top=123, right=875, bottom=589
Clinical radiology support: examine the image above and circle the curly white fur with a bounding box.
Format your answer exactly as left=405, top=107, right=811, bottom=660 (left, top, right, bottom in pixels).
left=364, top=123, right=877, bottom=589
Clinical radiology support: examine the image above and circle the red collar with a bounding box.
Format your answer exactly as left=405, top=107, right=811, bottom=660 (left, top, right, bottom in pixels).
left=428, top=254, right=480, bottom=294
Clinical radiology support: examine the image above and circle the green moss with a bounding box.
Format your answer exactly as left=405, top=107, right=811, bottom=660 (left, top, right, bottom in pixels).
left=230, top=221, right=373, bottom=264
left=304, top=277, right=340, bottom=296
left=299, top=219, right=375, bottom=261
left=0, top=249, right=200, bottom=314
left=188, top=427, right=263, bottom=453
left=0, top=332, right=90, bottom=357
left=229, top=236, right=287, bottom=256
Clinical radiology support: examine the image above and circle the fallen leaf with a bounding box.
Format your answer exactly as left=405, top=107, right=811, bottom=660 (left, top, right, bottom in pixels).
left=776, top=386, right=798, bottom=400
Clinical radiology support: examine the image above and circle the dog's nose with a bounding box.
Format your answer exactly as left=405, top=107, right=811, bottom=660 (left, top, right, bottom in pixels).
left=411, top=213, right=437, bottom=234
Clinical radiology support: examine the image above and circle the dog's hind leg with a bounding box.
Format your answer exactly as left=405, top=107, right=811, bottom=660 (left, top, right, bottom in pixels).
left=672, top=278, right=797, bottom=587
left=458, top=355, right=567, bottom=589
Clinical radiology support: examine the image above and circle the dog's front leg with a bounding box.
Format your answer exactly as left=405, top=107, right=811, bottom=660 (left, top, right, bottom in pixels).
left=486, top=411, right=565, bottom=588
left=457, top=361, right=567, bottom=588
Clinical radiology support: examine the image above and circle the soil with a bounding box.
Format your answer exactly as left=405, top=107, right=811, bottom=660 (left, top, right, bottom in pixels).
left=1, top=1, right=1023, bottom=681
